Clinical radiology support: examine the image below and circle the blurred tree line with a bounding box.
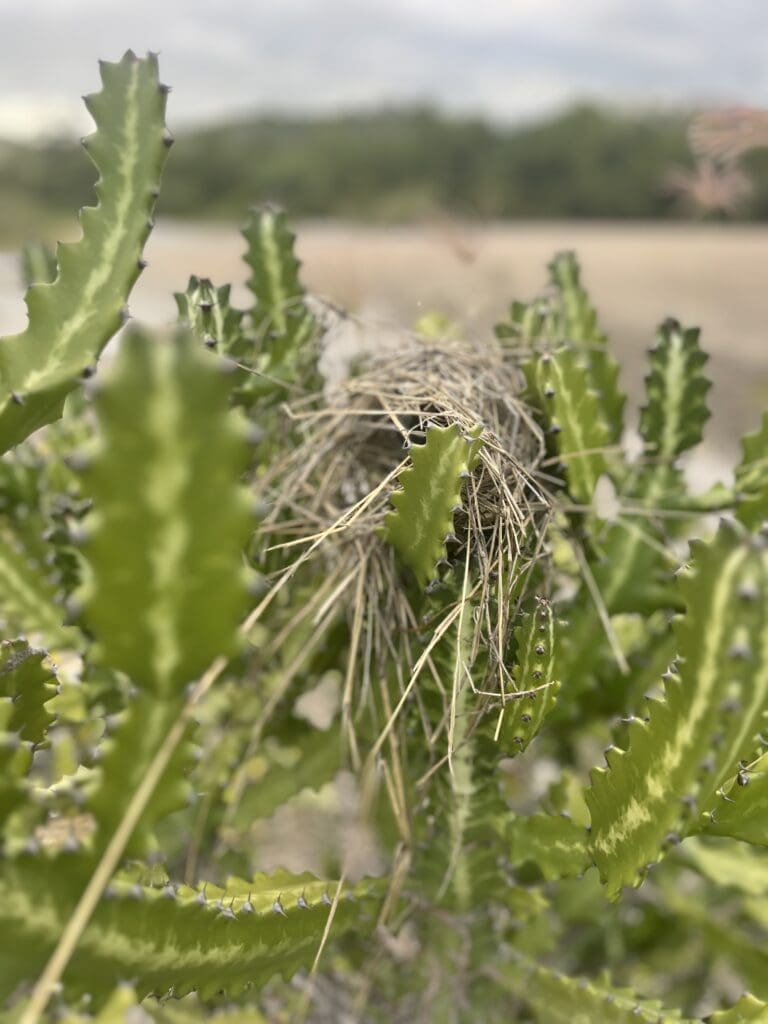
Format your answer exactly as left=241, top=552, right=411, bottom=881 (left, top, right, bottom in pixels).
left=2, top=103, right=768, bottom=240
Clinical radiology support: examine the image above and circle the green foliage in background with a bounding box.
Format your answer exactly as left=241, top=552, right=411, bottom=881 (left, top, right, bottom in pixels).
left=5, top=102, right=768, bottom=241
left=3, top=53, right=768, bottom=1024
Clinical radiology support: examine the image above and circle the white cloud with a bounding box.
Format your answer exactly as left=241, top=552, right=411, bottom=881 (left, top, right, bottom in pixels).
left=0, top=0, right=764, bottom=139
left=0, top=96, right=87, bottom=141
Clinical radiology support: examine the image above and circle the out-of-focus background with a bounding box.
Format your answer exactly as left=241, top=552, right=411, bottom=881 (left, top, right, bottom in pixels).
left=1, top=0, right=767, bottom=479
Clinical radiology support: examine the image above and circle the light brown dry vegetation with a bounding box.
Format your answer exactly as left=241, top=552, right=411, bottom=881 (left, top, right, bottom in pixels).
left=2, top=219, right=767, bottom=474
left=252, top=330, right=551, bottom=775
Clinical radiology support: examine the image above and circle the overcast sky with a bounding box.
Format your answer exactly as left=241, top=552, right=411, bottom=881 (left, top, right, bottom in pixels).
left=0, top=0, right=765, bottom=139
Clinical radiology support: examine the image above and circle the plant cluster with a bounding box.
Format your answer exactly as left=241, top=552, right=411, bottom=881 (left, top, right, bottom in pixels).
left=8, top=98, right=768, bottom=239
left=3, top=52, right=768, bottom=1023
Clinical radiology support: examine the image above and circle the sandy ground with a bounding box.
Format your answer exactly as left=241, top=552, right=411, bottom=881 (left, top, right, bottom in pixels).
left=1, top=219, right=766, bottom=481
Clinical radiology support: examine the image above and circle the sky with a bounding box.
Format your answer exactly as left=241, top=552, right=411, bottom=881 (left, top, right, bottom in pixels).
left=0, top=0, right=765, bottom=140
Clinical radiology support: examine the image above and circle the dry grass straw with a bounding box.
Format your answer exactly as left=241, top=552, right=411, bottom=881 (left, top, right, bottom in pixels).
left=248, top=328, right=556, bottom=780
left=232, top=326, right=562, bottom=1016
